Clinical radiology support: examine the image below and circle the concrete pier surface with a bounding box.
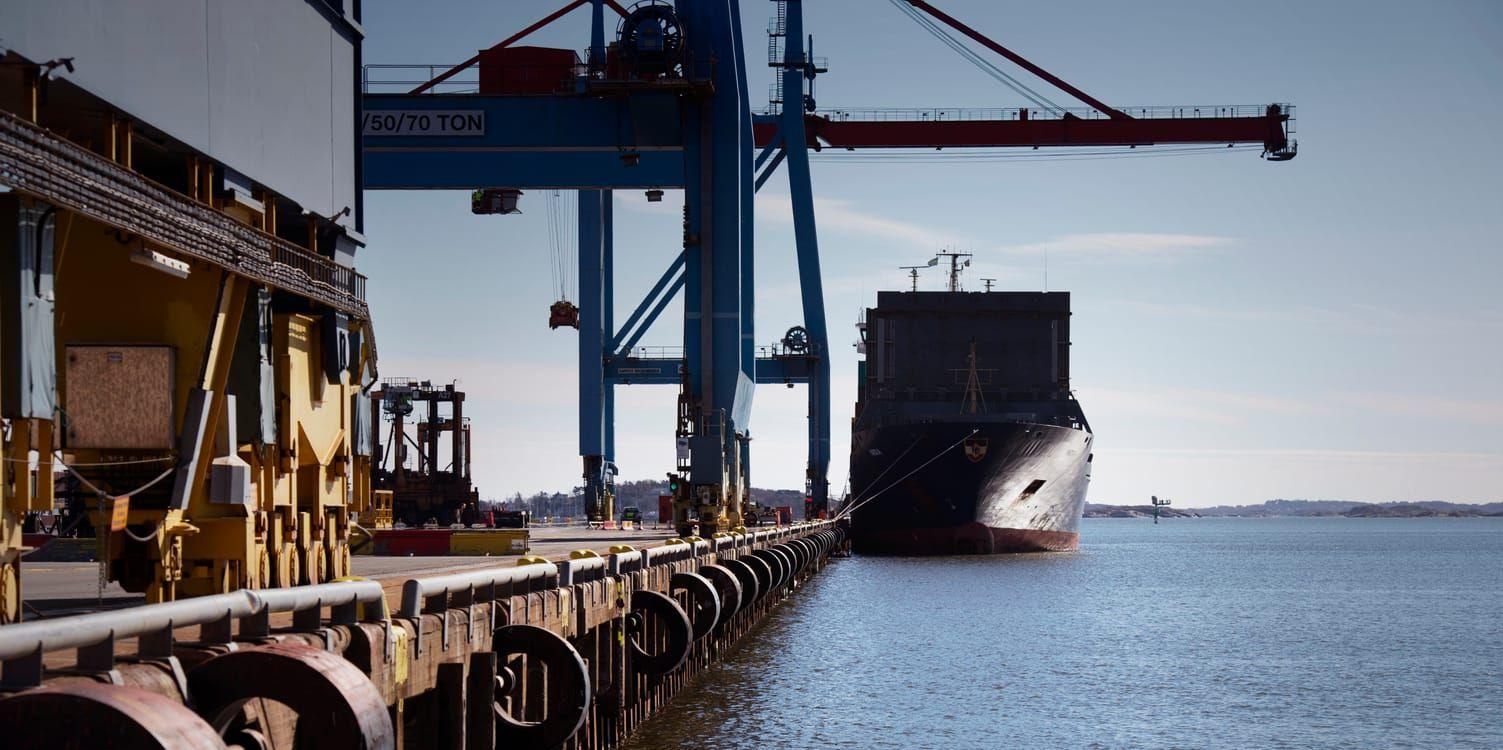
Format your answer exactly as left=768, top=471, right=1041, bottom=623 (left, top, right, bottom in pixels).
left=20, top=524, right=682, bottom=618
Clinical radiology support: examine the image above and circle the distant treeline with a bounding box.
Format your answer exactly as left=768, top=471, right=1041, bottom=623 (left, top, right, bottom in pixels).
left=1086, top=499, right=1503, bottom=518
left=486, top=479, right=804, bottom=520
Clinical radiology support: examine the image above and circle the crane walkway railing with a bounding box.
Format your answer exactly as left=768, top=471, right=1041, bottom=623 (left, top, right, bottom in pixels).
left=795, top=103, right=1292, bottom=122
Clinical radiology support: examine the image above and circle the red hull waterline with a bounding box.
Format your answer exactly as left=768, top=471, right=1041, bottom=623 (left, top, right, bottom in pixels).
left=854, top=522, right=1079, bottom=555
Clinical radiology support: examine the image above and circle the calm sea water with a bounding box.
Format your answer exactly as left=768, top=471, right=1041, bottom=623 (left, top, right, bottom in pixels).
left=622, top=518, right=1503, bottom=749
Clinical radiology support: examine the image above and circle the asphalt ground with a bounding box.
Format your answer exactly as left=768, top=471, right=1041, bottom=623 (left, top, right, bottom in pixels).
left=19, top=524, right=679, bottom=619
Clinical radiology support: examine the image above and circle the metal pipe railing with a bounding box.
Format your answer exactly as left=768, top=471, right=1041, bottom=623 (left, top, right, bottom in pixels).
left=0, top=520, right=844, bottom=689
left=558, top=555, right=608, bottom=586
left=0, top=580, right=387, bottom=690
left=802, top=103, right=1290, bottom=122
left=398, top=562, right=558, bottom=620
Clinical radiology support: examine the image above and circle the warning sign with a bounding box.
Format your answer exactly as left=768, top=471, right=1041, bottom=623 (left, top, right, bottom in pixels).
left=109, top=495, right=131, bottom=533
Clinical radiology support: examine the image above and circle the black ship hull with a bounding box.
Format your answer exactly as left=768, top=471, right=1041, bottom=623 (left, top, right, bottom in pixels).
left=847, top=420, right=1091, bottom=554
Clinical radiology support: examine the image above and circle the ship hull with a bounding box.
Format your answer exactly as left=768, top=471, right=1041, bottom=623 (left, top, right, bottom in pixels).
left=847, top=421, right=1091, bottom=555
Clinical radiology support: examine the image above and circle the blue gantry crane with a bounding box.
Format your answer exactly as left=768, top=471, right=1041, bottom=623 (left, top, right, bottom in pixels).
left=362, top=0, right=1294, bottom=536
left=364, top=0, right=827, bottom=536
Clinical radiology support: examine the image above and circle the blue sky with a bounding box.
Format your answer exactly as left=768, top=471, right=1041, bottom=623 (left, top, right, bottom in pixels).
left=358, top=0, right=1502, bottom=506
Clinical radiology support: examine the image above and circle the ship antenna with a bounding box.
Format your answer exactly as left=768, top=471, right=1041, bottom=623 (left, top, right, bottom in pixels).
left=935, top=248, right=973, bottom=292
left=899, top=256, right=937, bottom=292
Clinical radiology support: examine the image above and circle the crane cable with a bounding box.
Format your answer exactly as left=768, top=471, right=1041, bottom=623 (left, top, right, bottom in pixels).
left=886, top=0, right=1068, bottom=116
left=545, top=190, right=578, bottom=302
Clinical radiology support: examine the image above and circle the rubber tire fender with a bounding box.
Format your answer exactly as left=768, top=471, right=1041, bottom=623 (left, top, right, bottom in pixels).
left=670, top=571, right=721, bottom=641
left=740, top=552, right=775, bottom=599
left=627, top=589, right=694, bottom=676
left=750, top=548, right=787, bottom=590
left=697, top=563, right=743, bottom=628
left=719, top=557, right=760, bottom=610
left=0, top=682, right=228, bottom=749
left=491, top=624, right=592, bottom=749
left=189, top=642, right=393, bottom=750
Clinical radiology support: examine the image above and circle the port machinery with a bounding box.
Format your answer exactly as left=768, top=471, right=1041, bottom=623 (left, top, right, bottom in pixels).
left=1, top=0, right=376, bottom=620
left=363, top=0, right=1294, bottom=539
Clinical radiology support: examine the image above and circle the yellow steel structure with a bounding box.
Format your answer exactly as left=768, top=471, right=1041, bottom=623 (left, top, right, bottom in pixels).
left=0, top=10, right=375, bottom=616
left=0, top=67, right=375, bottom=612
left=47, top=210, right=374, bottom=602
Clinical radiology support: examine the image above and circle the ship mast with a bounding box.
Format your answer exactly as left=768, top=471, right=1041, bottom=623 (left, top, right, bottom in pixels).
left=899, top=256, right=938, bottom=292
left=936, top=250, right=973, bottom=292
left=958, top=340, right=997, bottom=414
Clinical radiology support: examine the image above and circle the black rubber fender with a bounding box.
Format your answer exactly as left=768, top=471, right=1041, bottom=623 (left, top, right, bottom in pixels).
left=189, top=642, right=394, bottom=750
left=627, top=589, right=693, bottom=675
left=719, top=557, right=760, bottom=610
left=772, top=544, right=799, bottom=580
left=804, top=534, right=823, bottom=559
left=670, top=570, right=721, bottom=641
left=491, top=624, right=592, bottom=750
left=769, top=545, right=798, bottom=580
left=0, top=682, right=229, bottom=749
left=697, top=563, right=743, bottom=628
left=798, top=538, right=817, bottom=568
left=781, top=541, right=809, bottom=572
left=740, top=553, right=775, bottom=600
left=751, top=548, right=787, bottom=590
left=798, top=535, right=819, bottom=562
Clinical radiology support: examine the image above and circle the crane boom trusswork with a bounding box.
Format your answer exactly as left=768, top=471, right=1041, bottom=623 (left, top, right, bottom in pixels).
left=755, top=0, right=1295, bottom=160
left=753, top=103, right=1294, bottom=153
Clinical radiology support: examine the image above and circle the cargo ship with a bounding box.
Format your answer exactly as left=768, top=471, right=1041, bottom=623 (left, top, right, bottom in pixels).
left=845, top=253, right=1092, bottom=554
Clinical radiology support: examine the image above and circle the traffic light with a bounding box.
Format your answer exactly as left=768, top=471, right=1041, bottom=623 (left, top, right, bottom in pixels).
left=667, top=473, right=681, bottom=494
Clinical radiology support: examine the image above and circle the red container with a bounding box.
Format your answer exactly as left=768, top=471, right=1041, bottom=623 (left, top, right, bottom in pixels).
left=372, top=529, right=454, bottom=556
left=477, top=46, right=580, bottom=95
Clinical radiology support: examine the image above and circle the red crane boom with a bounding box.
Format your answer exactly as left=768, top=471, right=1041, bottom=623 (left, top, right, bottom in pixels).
left=753, top=0, right=1296, bottom=160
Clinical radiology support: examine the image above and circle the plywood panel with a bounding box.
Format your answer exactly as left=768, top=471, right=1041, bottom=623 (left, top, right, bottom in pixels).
left=64, top=345, right=174, bottom=449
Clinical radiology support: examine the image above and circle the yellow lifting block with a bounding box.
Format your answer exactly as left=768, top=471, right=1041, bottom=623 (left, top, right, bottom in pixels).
left=607, top=544, right=636, bottom=554
left=515, top=555, right=549, bottom=566
left=730, top=526, right=748, bottom=535
left=683, top=535, right=704, bottom=544
left=569, top=549, right=601, bottom=560
left=663, top=538, right=687, bottom=545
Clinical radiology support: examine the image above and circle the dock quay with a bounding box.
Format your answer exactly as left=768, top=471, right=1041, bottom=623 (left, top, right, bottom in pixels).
left=0, top=521, right=846, bottom=748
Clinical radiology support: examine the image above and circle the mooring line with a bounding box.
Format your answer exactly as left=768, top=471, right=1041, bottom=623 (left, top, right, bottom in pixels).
left=841, top=436, right=922, bottom=509
left=836, top=429, right=979, bottom=520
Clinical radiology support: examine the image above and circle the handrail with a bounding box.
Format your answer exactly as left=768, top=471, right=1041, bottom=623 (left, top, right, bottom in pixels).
left=609, top=550, right=644, bottom=575
left=558, top=555, right=608, bottom=586
left=0, top=520, right=845, bottom=691
left=398, top=562, right=557, bottom=619
left=0, top=580, right=387, bottom=689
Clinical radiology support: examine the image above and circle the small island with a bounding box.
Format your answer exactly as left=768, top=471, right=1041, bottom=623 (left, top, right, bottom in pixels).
left=1084, top=499, right=1503, bottom=518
